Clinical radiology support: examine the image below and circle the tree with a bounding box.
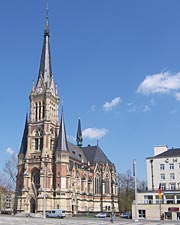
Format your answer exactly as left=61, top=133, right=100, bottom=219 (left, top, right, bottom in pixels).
left=117, top=170, right=134, bottom=213
left=117, top=169, right=147, bottom=213
left=3, top=153, right=18, bottom=191
left=137, top=179, right=147, bottom=192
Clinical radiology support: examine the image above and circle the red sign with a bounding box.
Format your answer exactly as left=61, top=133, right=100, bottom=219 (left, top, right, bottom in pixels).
left=168, top=207, right=179, bottom=212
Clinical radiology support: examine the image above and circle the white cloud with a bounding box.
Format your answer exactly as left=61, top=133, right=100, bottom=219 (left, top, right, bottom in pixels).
left=82, top=128, right=108, bottom=139
left=137, top=72, right=180, bottom=96
left=103, top=97, right=121, bottom=111
left=91, top=105, right=96, bottom=112
left=6, top=147, right=14, bottom=155
left=127, top=103, right=151, bottom=113
left=175, top=92, right=180, bottom=101
left=67, top=135, right=76, bottom=143
left=142, top=105, right=151, bottom=112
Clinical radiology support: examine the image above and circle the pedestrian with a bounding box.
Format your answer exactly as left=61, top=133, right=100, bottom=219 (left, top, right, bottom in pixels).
left=110, top=212, right=114, bottom=223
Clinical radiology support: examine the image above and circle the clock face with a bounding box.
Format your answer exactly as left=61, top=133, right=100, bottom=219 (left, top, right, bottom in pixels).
left=37, top=87, right=42, bottom=94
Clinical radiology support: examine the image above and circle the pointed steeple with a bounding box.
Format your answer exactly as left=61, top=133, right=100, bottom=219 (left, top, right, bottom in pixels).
left=19, top=114, right=28, bottom=155
left=76, top=117, right=83, bottom=147
left=56, top=107, right=69, bottom=151
left=38, top=2, right=53, bottom=89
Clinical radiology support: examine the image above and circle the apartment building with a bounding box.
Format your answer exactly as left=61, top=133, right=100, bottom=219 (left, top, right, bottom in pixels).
left=132, top=146, right=180, bottom=220
left=0, top=187, right=15, bottom=214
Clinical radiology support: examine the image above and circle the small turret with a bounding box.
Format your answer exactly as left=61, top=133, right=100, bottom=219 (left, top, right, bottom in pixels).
left=56, top=107, right=69, bottom=151
left=76, top=117, right=83, bottom=147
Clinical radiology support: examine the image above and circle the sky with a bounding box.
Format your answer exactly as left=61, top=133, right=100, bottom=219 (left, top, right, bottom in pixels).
left=1, top=0, right=180, bottom=181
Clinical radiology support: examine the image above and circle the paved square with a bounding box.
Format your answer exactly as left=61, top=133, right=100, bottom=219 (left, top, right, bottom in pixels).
left=0, top=215, right=180, bottom=225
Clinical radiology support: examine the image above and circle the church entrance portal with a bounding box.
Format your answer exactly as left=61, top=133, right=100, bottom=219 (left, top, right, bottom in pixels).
left=30, top=198, right=36, bottom=213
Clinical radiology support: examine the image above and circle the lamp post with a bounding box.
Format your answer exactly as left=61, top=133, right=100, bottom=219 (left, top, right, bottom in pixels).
left=43, top=165, right=46, bottom=219
left=42, top=158, right=48, bottom=219
left=133, top=159, right=138, bottom=222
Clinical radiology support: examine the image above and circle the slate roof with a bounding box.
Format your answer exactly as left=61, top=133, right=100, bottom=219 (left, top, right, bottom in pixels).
left=155, top=148, right=180, bottom=157
left=82, top=145, right=112, bottom=165
left=148, top=148, right=180, bottom=159
left=68, top=142, right=87, bottom=163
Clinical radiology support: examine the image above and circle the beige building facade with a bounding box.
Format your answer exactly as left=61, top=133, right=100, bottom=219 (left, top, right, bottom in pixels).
left=15, top=9, right=118, bottom=215
left=132, top=146, right=180, bottom=220
left=0, top=188, right=15, bottom=214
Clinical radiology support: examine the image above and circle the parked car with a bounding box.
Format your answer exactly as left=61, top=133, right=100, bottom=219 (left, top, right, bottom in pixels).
left=106, top=212, right=111, bottom=217
left=46, top=209, right=66, bottom=218
left=120, top=212, right=132, bottom=219
left=94, top=213, right=106, bottom=218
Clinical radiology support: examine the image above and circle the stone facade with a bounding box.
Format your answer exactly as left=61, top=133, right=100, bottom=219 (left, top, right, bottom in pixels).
left=15, top=9, right=118, bottom=215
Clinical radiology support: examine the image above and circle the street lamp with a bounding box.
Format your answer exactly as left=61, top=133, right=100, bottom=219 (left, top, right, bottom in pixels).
left=42, top=157, right=48, bottom=219
left=133, top=159, right=138, bottom=222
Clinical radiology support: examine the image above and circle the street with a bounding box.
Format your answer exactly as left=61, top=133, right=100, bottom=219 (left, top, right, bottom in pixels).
left=0, top=215, right=180, bottom=225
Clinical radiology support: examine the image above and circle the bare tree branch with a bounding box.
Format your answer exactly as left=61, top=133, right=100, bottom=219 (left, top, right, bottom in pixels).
left=3, top=153, right=18, bottom=190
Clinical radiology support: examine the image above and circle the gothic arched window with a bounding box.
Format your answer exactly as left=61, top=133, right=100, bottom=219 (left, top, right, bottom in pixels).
left=105, top=175, right=110, bottom=194
left=34, top=128, right=43, bottom=151
left=81, top=176, right=86, bottom=193
left=32, top=169, right=40, bottom=190
left=88, top=177, right=92, bottom=193
left=76, top=173, right=81, bottom=191
left=95, top=175, right=101, bottom=194
left=35, top=102, right=38, bottom=121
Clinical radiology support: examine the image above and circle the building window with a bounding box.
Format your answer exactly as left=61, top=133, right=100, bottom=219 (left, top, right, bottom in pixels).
left=166, top=194, right=174, bottom=204
left=160, top=164, right=165, bottom=170
left=32, top=170, right=40, bottom=190
left=138, top=210, right=146, bottom=219
left=169, top=183, right=176, bottom=190
left=156, top=195, right=164, bottom=204
left=160, top=174, right=165, bottom=180
left=161, top=183, right=166, bottom=190
left=88, top=177, right=92, bottom=193
left=34, top=128, right=43, bottom=151
left=177, top=195, right=180, bottom=204
left=76, top=174, right=81, bottom=191
left=144, top=195, right=153, bottom=204
left=95, top=176, right=101, bottom=194
left=81, top=177, right=86, bottom=193
left=35, top=138, right=38, bottom=150
left=169, top=163, right=174, bottom=170
left=105, top=176, right=110, bottom=194
left=170, top=173, right=175, bottom=180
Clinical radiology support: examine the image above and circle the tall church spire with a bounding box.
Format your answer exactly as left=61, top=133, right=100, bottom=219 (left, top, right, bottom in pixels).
left=19, top=113, right=28, bottom=155
left=56, top=107, right=69, bottom=151
left=76, top=117, right=83, bottom=147
left=38, top=1, right=53, bottom=88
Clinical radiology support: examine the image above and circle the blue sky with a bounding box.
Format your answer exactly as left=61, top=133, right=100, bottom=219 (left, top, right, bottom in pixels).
left=1, top=0, right=180, bottom=180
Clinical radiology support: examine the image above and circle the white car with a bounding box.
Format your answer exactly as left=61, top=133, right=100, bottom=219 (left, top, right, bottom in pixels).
left=46, top=209, right=66, bottom=218
left=95, top=213, right=106, bottom=218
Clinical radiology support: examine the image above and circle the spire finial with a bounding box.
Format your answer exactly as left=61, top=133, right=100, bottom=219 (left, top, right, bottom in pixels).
left=44, top=0, right=49, bottom=36
left=32, top=79, right=35, bottom=92
left=62, top=100, right=64, bottom=108
left=46, top=0, right=48, bottom=19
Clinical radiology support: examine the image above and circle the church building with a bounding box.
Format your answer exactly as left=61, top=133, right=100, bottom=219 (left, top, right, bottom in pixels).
left=15, top=8, right=118, bottom=215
